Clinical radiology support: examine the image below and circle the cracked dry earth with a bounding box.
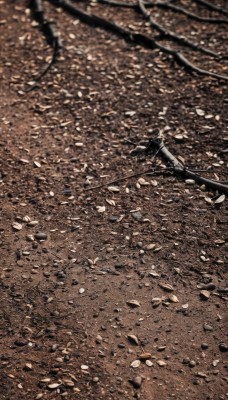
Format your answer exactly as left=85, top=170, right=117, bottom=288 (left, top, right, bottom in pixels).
left=0, top=1, right=227, bottom=399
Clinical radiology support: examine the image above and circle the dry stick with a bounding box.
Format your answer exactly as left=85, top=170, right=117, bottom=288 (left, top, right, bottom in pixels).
left=96, top=0, right=228, bottom=24
left=28, top=0, right=62, bottom=82
left=84, top=165, right=216, bottom=191
left=150, top=138, right=228, bottom=194
left=48, top=0, right=228, bottom=81
left=138, top=0, right=219, bottom=58
left=84, top=168, right=173, bottom=191
left=191, top=0, right=228, bottom=16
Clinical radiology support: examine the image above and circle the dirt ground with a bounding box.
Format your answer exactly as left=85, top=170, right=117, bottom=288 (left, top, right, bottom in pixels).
left=0, top=1, right=227, bottom=399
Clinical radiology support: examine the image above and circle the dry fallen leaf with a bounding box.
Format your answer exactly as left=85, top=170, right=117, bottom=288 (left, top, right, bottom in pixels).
left=159, top=282, right=174, bottom=292
left=128, top=334, right=139, bottom=345
left=215, top=195, right=225, bottom=204
left=108, top=186, right=120, bottom=192
left=168, top=294, right=179, bottom=303
left=196, top=108, right=205, bottom=116
left=96, top=205, right=106, bottom=213
left=48, top=383, right=61, bottom=389
left=126, top=299, right=140, bottom=308
left=144, top=243, right=156, bottom=251
left=12, top=222, right=23, bottom=231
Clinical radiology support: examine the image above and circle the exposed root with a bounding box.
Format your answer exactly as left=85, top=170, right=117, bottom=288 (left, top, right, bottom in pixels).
left=47, top=0, right=228, bottom=81
left=148, top=136, right=228, bottom=194
left=192, top=0, right=228, bottom=16
left=28, top=0, right=62, bottom=82
left=96, top=0, right=228, bottom=24
left=138, top=0, right=220, bottom=58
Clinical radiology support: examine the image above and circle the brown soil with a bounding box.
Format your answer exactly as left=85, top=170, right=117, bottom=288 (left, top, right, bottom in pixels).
left=0, top=1, right=227, bottom=399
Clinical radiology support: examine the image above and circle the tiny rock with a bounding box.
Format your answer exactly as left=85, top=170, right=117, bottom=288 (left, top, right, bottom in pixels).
left=35, top=232, right=47, bottom=241
left=132, top=211, right=143, bottom=222
left=203, top=323, right=213, bottom=332
left=131, top=360, right=141, bottom=368
left=129, top=375, right=142, bottom=389
left=157, top=360, right=166, bottom=367
left=189, top=360, right=196, bottom=368
left=81, top=365, right=89, bottom=370
left=14, top=339, right=28, bottom=347
left=219, top=343, right=228, bottom=352
left=139, top=353, right=151, bottom=361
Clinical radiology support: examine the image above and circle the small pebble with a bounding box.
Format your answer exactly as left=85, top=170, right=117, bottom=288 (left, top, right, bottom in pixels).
left=203, top=323, right=213, bottom=331
left=131, top=360, right=141, bottom=368
left=129, top=375, right=142, bottom=389
left=145, top=360, right=153, bottom=367
left=157, top=360, right=166, bottom=367
left=81, top=365, right=89, bottom=370
left=35, top=232, right=47, bottom=241
left=219, top=343, right=228, bottom=352
left=189, top=360, right=196, bottom=368
left=132, top=211, right=143, bottom=222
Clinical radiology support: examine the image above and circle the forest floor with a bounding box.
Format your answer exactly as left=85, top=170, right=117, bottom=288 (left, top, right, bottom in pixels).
left=0, top=1, right=227, bottom=399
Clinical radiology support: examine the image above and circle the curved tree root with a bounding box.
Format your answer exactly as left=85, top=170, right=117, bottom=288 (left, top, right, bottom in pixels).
left=48, top=0, right=228, bottom=81
left=149, top=137, right=228, bottom=195
left=28, top=0, right=62, bottom=82
left=138, top=0, right=220, bottom=58
left=192, top=0, right=228, bottom=16
left=96, top=0, right=228, bottom=24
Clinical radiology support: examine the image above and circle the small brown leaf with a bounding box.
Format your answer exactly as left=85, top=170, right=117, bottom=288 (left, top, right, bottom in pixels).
left=128, top=334, right=139, bottom=345
left=215, top=195, right=225, bottom=205
left=48, top=383, right=61, bottom=389
left=159, top=282, right=174, bottom=292
left=126, top=299, right=140, bottom=308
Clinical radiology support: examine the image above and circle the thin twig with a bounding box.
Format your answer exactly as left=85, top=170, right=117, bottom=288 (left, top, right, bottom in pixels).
left=84, top=168, right=172, bottom=191
left=83, top=165, right=214, bottom=191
